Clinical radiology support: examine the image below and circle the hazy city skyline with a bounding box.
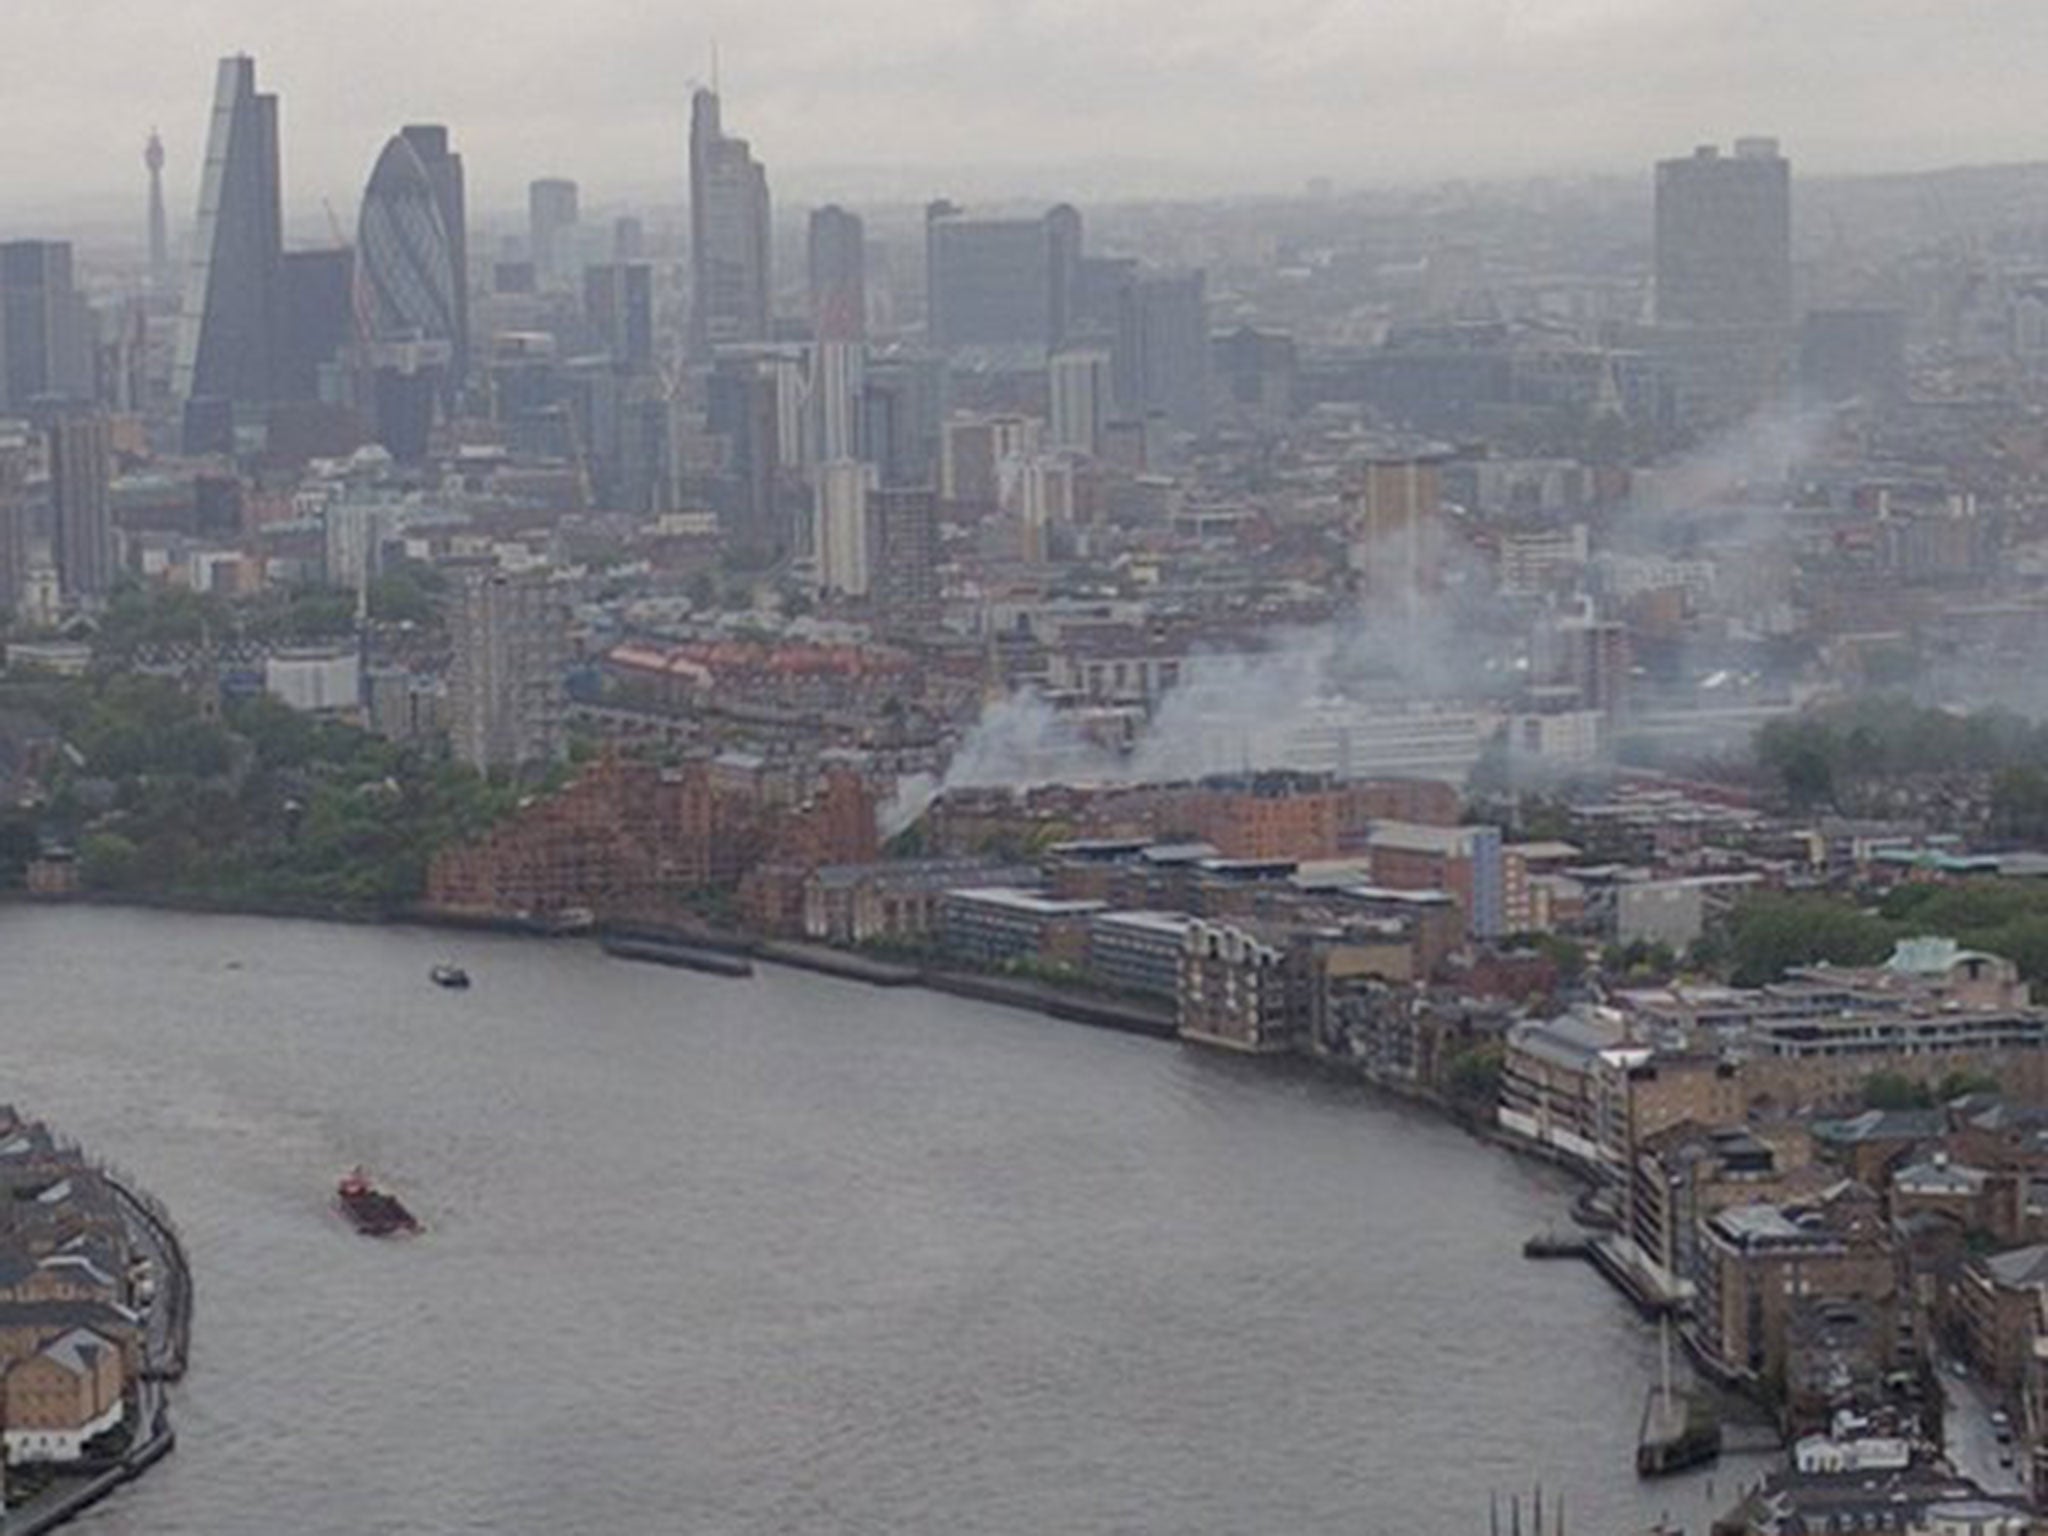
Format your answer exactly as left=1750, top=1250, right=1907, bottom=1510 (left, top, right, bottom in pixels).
left=5, top=0, right=2048, bottom=226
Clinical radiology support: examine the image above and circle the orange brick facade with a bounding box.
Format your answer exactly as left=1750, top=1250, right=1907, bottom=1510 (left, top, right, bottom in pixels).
left=427, top=755, right=877, bottom=920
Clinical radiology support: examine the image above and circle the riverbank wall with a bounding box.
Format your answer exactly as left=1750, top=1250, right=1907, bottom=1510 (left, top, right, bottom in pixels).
left=15, top=893, right=1184, bottom=1044
left=105, top=1172, right=193, bottom=1380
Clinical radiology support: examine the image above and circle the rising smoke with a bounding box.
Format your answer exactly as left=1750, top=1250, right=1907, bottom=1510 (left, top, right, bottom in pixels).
left=882, top=404, right=1857, bottom=839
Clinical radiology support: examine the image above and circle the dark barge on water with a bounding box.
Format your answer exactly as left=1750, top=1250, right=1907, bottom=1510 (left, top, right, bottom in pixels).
left=336, top=1169, right=420, bottom=1236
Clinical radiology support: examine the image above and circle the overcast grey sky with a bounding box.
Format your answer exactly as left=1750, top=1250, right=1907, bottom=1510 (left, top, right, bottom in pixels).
left=5, top=0, right=2046, bottom=223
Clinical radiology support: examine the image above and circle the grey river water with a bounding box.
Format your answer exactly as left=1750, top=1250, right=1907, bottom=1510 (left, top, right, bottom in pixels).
left=0, top=908, right=1764, bottom=1535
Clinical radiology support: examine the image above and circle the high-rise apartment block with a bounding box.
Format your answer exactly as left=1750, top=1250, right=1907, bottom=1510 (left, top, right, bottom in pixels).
left=872, top=486, right=939, bottom=628
left=809, top=342, right=863, bottom=465
left=447, top=569, right=570, bottom=772
left=1347, top=456, right=1444, bottom=618
left=1649, top=137, right=1795, bottom=425
left=814, top=460, right=872, bottom=598
left=48, top=415, right=113, bottom=603
left=175, top=55, right=282, bottom=411
left=1048, top=345, right=1112, bottom=455
left=1654, top=138, right=1792, bottom=329
left=689, top=90, right=772, bottom=353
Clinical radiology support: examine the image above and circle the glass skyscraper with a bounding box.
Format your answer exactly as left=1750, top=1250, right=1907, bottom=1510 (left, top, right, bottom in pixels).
left=174, top=55, right=282, bottom=409
left=356, top=133, right=463, bottom=459
left=688, top=89, right=772, bottom=353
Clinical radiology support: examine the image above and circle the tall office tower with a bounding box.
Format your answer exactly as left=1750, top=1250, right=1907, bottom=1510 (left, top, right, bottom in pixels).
left=872, top=486, right=939, bottom=628
left=584, top=264, right=655, bottom=373
left=447, top=568, right=570, bottom=772
left=688, top=89, right=772, bottom=353
left=48, top=415, right=113, bottom=603
left=1654, top=138, right=1792, bottom=328
left=277, top=247, right=356, bottom=401
left=1073, top=254, right=1137, bottom=338
left=706, top=353, right=785, bottom=559
left=528, top=178, right=579, bottom=289
left=862, top=352, right=946, bottom=487
left=0, top=242, right=93, bottom=410
left=175, top=55, right=282, bottom=410
left=1048, top=345, right=1112, bottom=455
left=399, top=125, right=468, bottom=391
left=925, top=201, right=1081, bottom=353
left=807, top=204, right=866, bottom=343
left=144, top=130, right=170, bottom=297
left=809, top=341, right=863, bottom=464
left=814, top=460, right=873, bottom=597
left=357, top=134, right=462, bottom=459
left=1045, top=204, right=1082, bottom=347
left=605, top=384, right=674, bottom=514
left=1113, top=270, right=1211, bottom=436
left=613, top=216, right=645, bottom=261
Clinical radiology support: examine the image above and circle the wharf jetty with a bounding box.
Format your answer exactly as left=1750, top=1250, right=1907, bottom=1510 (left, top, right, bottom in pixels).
left=1637, top=1322, right=1721, bottom=1478
left=1523, top=1229, right=1593, bottom=1260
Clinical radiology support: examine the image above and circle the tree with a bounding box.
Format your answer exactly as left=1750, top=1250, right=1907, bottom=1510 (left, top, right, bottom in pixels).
left=1991, top=768, right=2048, bottom=845
left=0, top=814, right=39, bottom=886
left=1862, top=1072, right=1934, bottom=1111
left=1443, top=1042, right=1505, bottom=1108
left=78, top=832, right=143, bottom=891
left=1937, top=1069, right=2001, bottom=1102
left=1534, top=933, right=1587, bottom=986
left=1724, top=893, right=1893, bottom=986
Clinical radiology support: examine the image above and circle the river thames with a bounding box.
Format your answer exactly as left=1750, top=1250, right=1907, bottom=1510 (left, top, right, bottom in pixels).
left=3, top=908, right=1761, bottom=1535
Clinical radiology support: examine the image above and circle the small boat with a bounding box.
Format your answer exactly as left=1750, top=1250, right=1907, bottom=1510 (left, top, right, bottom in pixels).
left=430, top=963, right=471, bottom=989
left=335, top=1168, right=419, bottom=1237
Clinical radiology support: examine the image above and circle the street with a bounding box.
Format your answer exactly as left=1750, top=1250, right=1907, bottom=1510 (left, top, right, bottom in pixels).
left=1942, top=1359, right=2027, bottom=1500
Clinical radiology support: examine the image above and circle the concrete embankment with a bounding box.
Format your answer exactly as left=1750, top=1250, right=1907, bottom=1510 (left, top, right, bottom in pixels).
left=918, top=971, right=1178, bottom=1039
left=106, top=1173, right=193, bottom=1380
left=598, top=924, right=1177, bottom=1038
left=752, top=941, right=920, bottom=986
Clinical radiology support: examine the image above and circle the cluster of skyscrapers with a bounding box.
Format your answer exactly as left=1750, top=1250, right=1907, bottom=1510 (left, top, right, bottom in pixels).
left=169, top=57, right=471, bottom=462
left=0, top=45, right=1845, bottom=782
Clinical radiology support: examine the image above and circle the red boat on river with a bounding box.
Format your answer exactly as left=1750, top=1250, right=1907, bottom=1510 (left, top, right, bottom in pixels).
left=335, top=1168, right=419, bottom=1236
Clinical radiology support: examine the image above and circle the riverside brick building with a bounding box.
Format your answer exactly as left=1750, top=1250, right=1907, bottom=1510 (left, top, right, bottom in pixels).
left=426, top=753, right=877, bottom=920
